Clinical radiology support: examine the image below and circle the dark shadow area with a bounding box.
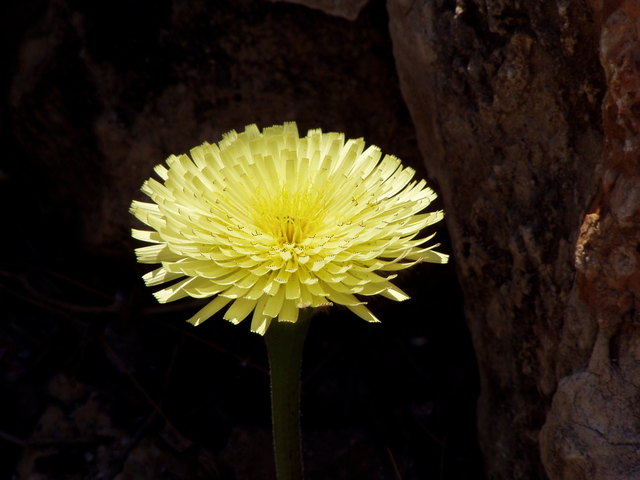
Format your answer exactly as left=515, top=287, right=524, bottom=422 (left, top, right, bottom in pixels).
left=1, top=0, right=483, bottom=478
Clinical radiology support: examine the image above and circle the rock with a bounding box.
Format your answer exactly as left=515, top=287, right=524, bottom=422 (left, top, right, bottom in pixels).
left=387, top=0, right=604, bottom=478
left=269, top=0, right=370, bottom=20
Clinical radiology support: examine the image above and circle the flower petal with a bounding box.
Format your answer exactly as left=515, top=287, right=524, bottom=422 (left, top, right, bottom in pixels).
left=224, top=298, right=258, bottom=325
left=188, top=296, right=233, bottom=326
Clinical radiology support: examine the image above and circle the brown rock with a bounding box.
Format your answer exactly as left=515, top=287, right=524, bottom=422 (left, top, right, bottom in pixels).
left=269, top=0, right=370, bottom=20
left=387, top=0, right=604, bottom=478
left=540, top=3, right=640, bottom=478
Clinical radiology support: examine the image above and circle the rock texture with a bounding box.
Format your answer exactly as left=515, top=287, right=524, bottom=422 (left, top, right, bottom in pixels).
left=269, top=0, right=370, bottom=20
left=540, top=2, right=640, bottom=478
left=387, top=0, right=604, bottom=478
left=388, top=0, right=640, bottom=478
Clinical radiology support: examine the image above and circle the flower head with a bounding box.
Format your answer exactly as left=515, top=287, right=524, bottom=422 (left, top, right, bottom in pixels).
left=131, top=122, right=447, bottom=334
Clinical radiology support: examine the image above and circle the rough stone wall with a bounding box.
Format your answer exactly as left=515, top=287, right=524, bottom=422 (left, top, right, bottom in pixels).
left=540, top=2, right=640, bottom=478
left=269, top=0, right=370, bottom=20
left=387, top=1, right=603, bottom=479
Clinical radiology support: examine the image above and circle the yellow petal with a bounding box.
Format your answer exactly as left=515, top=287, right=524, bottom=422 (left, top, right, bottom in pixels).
left=263, top=288, right=286, bottom=318
left=251, top=296, right=271, bottom=334
left=380, top=284, right=410, bottom=301
left=345, top=303, right=380, bottom=323
left=285, top=275, right=301, bottom=300
left=188, top=296, right=232, bottom=326
left=132, top=229, right=163, bottom=243
left=135, top=244, right=181, bottom=264
left=325, top=289, right=365, bottom=306
left=142, top=267, right=183, bottom=286
left=224, top=298, right=257, bottom=324
left=278, top=300, right=299, bottom=323
left=154, top=277, right=223, bottom=303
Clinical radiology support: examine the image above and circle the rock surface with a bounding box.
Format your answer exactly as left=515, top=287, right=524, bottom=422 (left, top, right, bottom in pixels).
left=387, top=0, right=604, bottom=478
left=269, top=0, right=370, bottom=20
left=540, top=2, right=640, bottom=478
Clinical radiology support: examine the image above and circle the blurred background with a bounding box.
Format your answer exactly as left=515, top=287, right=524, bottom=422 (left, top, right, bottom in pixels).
left=1, top=0, right=483, bottom=478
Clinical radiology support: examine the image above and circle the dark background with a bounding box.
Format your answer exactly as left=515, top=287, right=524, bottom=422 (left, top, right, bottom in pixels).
left=1, top=0, right=483, bottom=478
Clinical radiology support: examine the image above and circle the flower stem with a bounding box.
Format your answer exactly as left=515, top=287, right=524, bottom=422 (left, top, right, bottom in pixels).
left=264, top=311, right=313, bottom=480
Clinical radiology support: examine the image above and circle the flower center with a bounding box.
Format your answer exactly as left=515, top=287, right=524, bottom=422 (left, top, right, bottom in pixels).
left=254, top=187, right=324, bottom=245
left=278, top=215, right=306, bottom=244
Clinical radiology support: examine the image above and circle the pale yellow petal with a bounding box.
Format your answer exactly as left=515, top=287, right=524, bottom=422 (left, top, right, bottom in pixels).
left=224, top=298, right=257, bottom=324
left=219, top=283, right=251, bottom=299
left=297, top=285, right=313, bottom=308
left=251, top=296, right=271, bottom=333
left=132, top=229, right=163, bottom=243
left=325, top=289, right=364, bottom=306
left=264, top=288, right=286, bottom=318
left=252, top=315, right=272, bottom=335
left=345, top=303, right=380, bottom=323
left=153, top=277, right=197, bottom=303
left=246, top=273, right=274, bottom=299
left=278, top=300, right=299, bottom=323
left=285, top=275, right=301, bottom=300
left=135, top=244, right=182, bottom=264
left=188, top=296, right=232, bottom=326
left=380, top=284, right=410, bottom=301
left=142, top=267, right=183, bottom=286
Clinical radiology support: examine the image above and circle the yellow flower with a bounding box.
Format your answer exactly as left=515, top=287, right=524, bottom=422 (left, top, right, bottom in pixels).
left=131, top=122, right=448, bottom=334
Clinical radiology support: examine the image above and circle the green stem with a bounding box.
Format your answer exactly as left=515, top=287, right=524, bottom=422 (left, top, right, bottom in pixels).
left=264, top=310, right=313, bottom=480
